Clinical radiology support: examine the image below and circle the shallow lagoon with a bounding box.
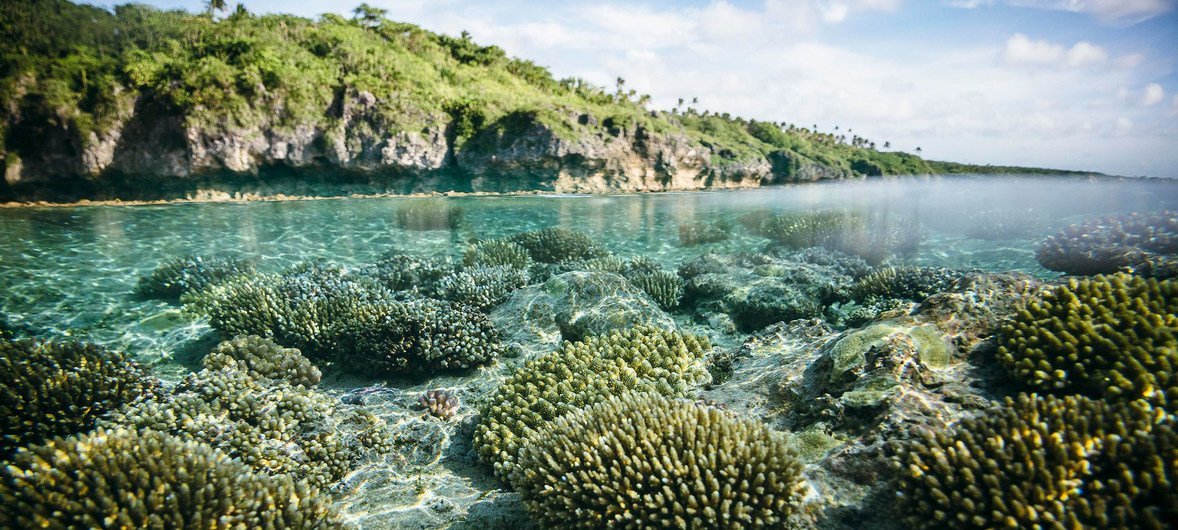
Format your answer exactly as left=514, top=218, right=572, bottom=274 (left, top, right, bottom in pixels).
left=2, top=175, right=1173, bottom=366
left=1, top=175, right=1176, bottom=528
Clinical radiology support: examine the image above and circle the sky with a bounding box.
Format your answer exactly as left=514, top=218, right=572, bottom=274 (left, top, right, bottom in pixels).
left=95, top=0, right=1178, bottom=177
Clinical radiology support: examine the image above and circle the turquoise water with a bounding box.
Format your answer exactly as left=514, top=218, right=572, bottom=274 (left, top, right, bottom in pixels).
left=1, top=175, right=1174, bottom=370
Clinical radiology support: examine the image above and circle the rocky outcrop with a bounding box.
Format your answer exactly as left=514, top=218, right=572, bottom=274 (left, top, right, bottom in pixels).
left=1, top=92, right=851, bottom=202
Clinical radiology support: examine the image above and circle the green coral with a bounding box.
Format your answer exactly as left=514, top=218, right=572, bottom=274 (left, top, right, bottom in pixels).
left=0, top=427, right=345, bottom=529
left=625, top=269, right=684, bottom=310
left=108, top=365, right=390, bottom=488
left=326, top=297, right=507, bottom=375
left=463, top=239, right=533, bottom=269
left=434, top=265, right=530, bottom=311
left=850, top=266, right=963, bottom=303
left=508, top=227, right=609, bottom=263
left=137, top=254, right=255, bottom=299
left=0, top=338, right=157, bottom=458
left=997, top=273, right=1177, bottom=405
left=892, top=394, right=1177, bottom=529
left=203, top=335, right=322, bottom=388
left=512, top=392, right=807, bottom=529
left=474, top=326, right=711, bottom=481
left=189, top=264, right=505, bottom=374
left=1036, top=210, right=1178, bottom=278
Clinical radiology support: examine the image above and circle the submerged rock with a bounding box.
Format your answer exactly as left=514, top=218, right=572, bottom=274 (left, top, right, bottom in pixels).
left=491, top=271, right=675, bottom=349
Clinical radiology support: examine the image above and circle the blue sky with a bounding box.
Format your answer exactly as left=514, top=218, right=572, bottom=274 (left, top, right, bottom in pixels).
left=94, top=0, right=1178, bottom=177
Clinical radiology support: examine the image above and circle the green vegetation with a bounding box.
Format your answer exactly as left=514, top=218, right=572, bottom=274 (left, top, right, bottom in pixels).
left=997, top=273, right=1176, bottom=406
left=0, top=0, right=1077, bottom=199
left=892, top=393, right=1176, bottom=529
left=512, top=392, right=807, bottom=528
left=473, top=326, right=711, bottom=481
left=0, top=338, right=157, bottom=458
left=0, top=427, right=345, bottom=529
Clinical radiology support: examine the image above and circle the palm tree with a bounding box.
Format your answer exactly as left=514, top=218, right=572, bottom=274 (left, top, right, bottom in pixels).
left=206, top=0, right=226, bottom=17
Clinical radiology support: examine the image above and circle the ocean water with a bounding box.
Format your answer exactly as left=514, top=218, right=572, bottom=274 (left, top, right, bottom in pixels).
left=0, top=175, right=1173, bottom=369
left=2, top=174, right=1177, bottom=527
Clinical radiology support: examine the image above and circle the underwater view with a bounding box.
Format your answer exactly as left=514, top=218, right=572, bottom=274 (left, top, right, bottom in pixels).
left=1, top=175, right=1176, bottom=528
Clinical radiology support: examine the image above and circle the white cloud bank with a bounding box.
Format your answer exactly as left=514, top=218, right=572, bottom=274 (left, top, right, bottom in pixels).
left=946, top=0, right=1176, bottom=25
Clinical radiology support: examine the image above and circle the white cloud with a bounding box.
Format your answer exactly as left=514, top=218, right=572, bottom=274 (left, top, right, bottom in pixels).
left=1004, top=33, right=1064, bottom=64
left=1142, top=83, right=1165, bottom=105
left=1116, top=116, right=1134, bottom=134
left=1117, top=52, right=1145, bottom=68
left=1065, top=41, right=1107, bottom=67
left=946, top=0, right=1175, bottom=24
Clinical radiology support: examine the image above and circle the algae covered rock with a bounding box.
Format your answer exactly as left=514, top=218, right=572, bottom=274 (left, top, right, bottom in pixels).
left=997, top=273, right=1177, bottom=405
left=137, top=254, right=255, bottom=299
left=1036, top=210, right=1178, bottom=278
left=0, top=427, right=345, bottom=529
left=512, top=392, right=807, bottom=529
left=492, top=271, right=675, bottom=343
left=0, top=338, right=157, bottom=458
left=891, top=394, right=1177, bottom=529
left=474, top=327, right=711, bottom=481
left=203, top=334, right=322, bottom=387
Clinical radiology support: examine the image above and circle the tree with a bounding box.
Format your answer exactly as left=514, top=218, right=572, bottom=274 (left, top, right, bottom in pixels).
left=884, top=141, right=890, bottom=149
left=915, top=146, right=923, bottom=154
left=353, top=3, right=387, bottom=27
left=206, top=0, right=226, bottom=17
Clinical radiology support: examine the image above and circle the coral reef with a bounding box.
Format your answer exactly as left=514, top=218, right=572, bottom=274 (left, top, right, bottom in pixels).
left=512, top=392, right=807, bottom=529
left=434, top=265, right=530, bottom=311
left=891, top=394, right=1177, bottom=529
left=508, top=227, right=609, bottom=263
left=203, top=334, right=322, bottom=387
left=1036, top=210, right=1178, bottom=278
left=0, top=338, right=157, bottom=458
left=190, top=265, right=505, bottom=375
left=463, top=239, right=533, bottom=269
left=624, top=269, right=684, bottom=310
left=850, top=266, right=964, bottom=304
left=327, top=297, right=507, bottom=375
left=678, top=219, right=732, bottom=246
left=137, top=254, right=254, bottom=299
left=362, top=253, right=458, bottom=294
left=0, top=427, right=345, bottom=529
left=109, top=363, right=390, bottom=488
left=474, top=327, right=711, bottom=480
left=679, top=250, right=859, bottom=332
left=997, top=273, right=1177, bottom=405
left=420, top=389, right=460, bottom=420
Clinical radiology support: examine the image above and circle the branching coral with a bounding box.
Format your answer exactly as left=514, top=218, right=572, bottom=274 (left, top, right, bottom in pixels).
left=850, top=266, right=963, bottom=303
left=0, top=427, right=345, bottom=529
left=361, top=253, right=457, bottom=293
left=474, top=326, right=711, bottom=481
left=1036, top=210, right=1178, bottom=278
left=137, top=254, right=254, bottom=299
left=512, top=392, right=807, bottom=529
left=749, top=210, right=922, bottom=265
left=891, top=394, right=1177, bottom=529
left=508, top=227, right=609, bottom=263
left=464, top=239, right=533, bottom=269
left=625, top=269, right=684, bottom=310
left=203, top=335, right=322, bottom=388
left=108, top=366, right=390, bottom=488
left=420, top=389, right=460, bottom=420
left=996, top=273, right=1177, bottom=405
left=434, top=265, right=529, bottom=311
left=0, top=338, right=157, bottom=458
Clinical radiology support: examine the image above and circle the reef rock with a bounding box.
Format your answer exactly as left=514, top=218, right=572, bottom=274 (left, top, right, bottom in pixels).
left=490, top=271, right=675, bottom=353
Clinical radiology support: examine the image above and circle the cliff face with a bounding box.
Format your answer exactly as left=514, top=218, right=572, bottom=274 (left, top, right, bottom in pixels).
left=1, top=90, right=849, bottom=201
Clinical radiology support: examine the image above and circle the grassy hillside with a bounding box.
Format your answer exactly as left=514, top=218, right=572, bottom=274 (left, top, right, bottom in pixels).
left=0, top=0, right=1081, bottom=191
